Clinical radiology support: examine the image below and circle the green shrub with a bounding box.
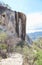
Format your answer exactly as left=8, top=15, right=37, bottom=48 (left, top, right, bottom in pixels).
left=15, top=46, right=22, bottom=53
left=0, top=32, right=7, bottom=40
left=0, top=43, right=7, bottom=49
left=36, top=50, right=42, bottom=65
left=23, top=46, right=29, bottom=55
left=33, top=38, right=42, bottom=65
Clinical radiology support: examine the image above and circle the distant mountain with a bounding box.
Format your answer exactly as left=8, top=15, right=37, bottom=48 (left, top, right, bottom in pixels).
left=28, top=31, right=42, bottom=40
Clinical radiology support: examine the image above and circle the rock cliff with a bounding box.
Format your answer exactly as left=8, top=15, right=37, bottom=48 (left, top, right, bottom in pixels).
left=0, top=3, right=26, bottom=41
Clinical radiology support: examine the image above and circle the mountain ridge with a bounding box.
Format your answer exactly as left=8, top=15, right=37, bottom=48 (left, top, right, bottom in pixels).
left=28, top=31, right=42, bottom=40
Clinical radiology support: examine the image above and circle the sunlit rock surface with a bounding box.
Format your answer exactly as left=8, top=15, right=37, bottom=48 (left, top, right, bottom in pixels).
left=0, top=53, right=23, bottom=65
left=0, top=3, right=26, bottom=41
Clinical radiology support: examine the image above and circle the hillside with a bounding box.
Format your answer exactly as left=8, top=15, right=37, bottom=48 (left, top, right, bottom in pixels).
left=0, top=37, right=42, bottom=65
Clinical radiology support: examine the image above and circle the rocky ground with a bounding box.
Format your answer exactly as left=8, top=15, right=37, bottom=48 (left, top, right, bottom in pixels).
left=0, top=53, right=23, bottom=65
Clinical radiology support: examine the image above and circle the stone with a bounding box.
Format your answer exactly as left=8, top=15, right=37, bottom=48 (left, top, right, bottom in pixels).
left=0, top=4, right=26, bottom=41
left=0, top=53, right=23, bottom=65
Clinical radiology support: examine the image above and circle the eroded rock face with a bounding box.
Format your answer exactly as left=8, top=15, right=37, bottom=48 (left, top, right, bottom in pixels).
left=0, top=5, right=26, bottom=40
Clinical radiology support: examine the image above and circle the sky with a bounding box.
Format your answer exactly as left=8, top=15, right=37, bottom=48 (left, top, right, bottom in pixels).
left=0, top=0, right=42, bottom=33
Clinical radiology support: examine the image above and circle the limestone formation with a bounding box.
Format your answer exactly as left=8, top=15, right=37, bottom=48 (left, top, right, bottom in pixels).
left=0, top=4, right=26, bottom=40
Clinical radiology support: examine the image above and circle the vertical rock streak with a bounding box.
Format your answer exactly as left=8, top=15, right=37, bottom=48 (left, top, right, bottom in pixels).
left=0, top=6, right=26, bottom=40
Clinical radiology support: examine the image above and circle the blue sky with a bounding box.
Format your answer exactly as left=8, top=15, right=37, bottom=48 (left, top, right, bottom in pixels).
left=0, top=0, right=42, bottom=33
left=0, top=0, right=42, bottom=14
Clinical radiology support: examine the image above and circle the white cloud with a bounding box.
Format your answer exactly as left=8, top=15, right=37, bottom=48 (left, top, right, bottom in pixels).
left=26, top=12, right=42, bottom=33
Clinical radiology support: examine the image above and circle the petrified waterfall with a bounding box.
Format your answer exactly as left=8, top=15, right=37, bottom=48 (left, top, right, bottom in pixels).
left=0, top=4, right=26, bottom=40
